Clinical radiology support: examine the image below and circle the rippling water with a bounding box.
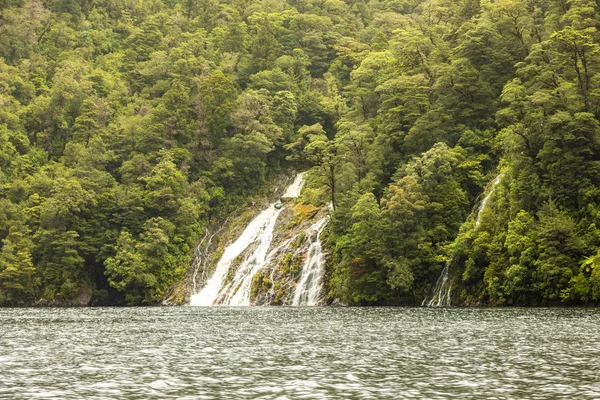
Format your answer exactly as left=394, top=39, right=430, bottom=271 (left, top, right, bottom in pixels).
left=1, top=307, right=599, bottom=399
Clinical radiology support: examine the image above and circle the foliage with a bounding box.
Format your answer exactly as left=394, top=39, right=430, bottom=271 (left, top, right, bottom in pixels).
left=0, top=0, right=599, bottom=306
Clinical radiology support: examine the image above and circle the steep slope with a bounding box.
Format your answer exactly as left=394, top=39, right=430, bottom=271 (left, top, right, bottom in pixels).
left=1, top=0, right=599, bottom=306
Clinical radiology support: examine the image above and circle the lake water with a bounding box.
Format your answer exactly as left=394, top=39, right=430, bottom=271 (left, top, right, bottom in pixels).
left=0, top=307, right=599, bottom=399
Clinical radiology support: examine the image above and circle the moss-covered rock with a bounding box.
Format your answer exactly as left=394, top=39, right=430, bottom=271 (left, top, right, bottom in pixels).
left=250, top=272, right=273, bottom=300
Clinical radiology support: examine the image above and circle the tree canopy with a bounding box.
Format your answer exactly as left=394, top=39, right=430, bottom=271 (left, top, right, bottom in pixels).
left=0, top=0, right=599, bottom=306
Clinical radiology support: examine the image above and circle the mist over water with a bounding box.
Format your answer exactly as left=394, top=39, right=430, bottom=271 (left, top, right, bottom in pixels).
left=1, top=307, right=599, bottom=399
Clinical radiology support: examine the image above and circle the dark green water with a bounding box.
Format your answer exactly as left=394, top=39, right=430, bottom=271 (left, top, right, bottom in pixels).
left=0, top=307, right=599, bottom=399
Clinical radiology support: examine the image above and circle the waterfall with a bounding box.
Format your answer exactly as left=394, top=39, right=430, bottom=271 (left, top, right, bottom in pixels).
left=282, top=172, right=305, bottom=198
left=220, top=212, right=282, bottom=306
left=422, top=261, right=452, bottom=307
left=190, top=173, right=305, bottom=306
left=292, top=217, right=329, bottom=306
left=190, top=216, right=230, bottom=294
left=475, top=174, right=503, bottom=227
left=423, top=173, right=504, bottom=307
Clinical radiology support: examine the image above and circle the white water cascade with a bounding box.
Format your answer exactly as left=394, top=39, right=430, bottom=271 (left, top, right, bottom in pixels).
left=190, top=173, right=305, bottom=306
left=292, top=217, right=329, bottom=306
left=475, top=174, right=503, bottom=227
left=423, top=173, right=504, bottom=307
left=423, top=261, right=452, bottom=307
left=281, top=172, right=306, bottom=198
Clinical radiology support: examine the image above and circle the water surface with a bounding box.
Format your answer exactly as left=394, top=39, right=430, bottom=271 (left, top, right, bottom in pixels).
left=1, top=307, right=599, bottom=399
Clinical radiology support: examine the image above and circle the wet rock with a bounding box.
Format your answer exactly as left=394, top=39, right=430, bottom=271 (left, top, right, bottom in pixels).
left=35, top=282, right=93, bottom=307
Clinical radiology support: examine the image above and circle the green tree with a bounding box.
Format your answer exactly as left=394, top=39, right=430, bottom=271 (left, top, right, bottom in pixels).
left=196, top=70, right=237, bottom=142
left=331, top=192, right=389, bottom=304
left=0, top=223, right=37, bottom=305
left=105, top=217, right=178, bottom=305
left=288, top=123, right=342, bottom=207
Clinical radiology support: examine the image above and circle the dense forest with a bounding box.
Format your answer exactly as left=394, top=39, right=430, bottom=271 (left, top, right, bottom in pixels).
left=0, top=0, right=599, bottom=306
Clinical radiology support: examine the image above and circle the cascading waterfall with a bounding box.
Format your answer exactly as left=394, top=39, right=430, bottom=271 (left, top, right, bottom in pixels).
left=191, top=230, right=210, bottom=294
left=190, top=216, right=229, bottom=294
left=423, top=261, right=452, bottom=307
left=475, top=174, right=503, bottom=227
left=423, top=173, right=504, bottom=307
left=218, top=208, right=282, bottom=306
left=281, top=172, right=306, bottom=199
left=190, top=173, right=305, bottom=306
left=292, top=217, right=329, bottom=306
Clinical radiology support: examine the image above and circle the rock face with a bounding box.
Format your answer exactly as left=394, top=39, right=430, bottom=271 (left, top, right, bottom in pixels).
left=249, top=203, right=330, bottom=306
left=35, top=282, right=93, bottom=307
left=183, top=173, right=332, bottom=306
left=199, top=202, right=331, bottom=306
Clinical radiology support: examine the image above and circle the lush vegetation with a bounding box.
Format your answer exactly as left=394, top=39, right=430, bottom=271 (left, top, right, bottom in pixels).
left=0, top=0, right=598, bottom=306
left=319, top=0, right=600, bottom=306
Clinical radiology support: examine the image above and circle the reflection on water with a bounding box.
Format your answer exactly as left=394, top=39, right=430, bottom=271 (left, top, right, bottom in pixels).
left=1, top=307, right=599, bottom=399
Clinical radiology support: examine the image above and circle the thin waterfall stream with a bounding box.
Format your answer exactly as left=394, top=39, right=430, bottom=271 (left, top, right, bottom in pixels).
left=423, top=173, right=504, bottom=307
left=423, top=261, right=452, bottom=307
left=292, top=216, right=329, bottom=306
left=475, top=174, right=503, bottom=227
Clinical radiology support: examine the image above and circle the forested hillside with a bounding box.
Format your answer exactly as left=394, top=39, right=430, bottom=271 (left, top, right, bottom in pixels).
left=0, top=0, right=599, bottom=306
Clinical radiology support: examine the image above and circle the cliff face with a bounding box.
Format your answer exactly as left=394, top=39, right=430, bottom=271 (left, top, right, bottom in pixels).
left=249, top=203, right=330, bottom=306
left=164, top=173, right=331, bottom=306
